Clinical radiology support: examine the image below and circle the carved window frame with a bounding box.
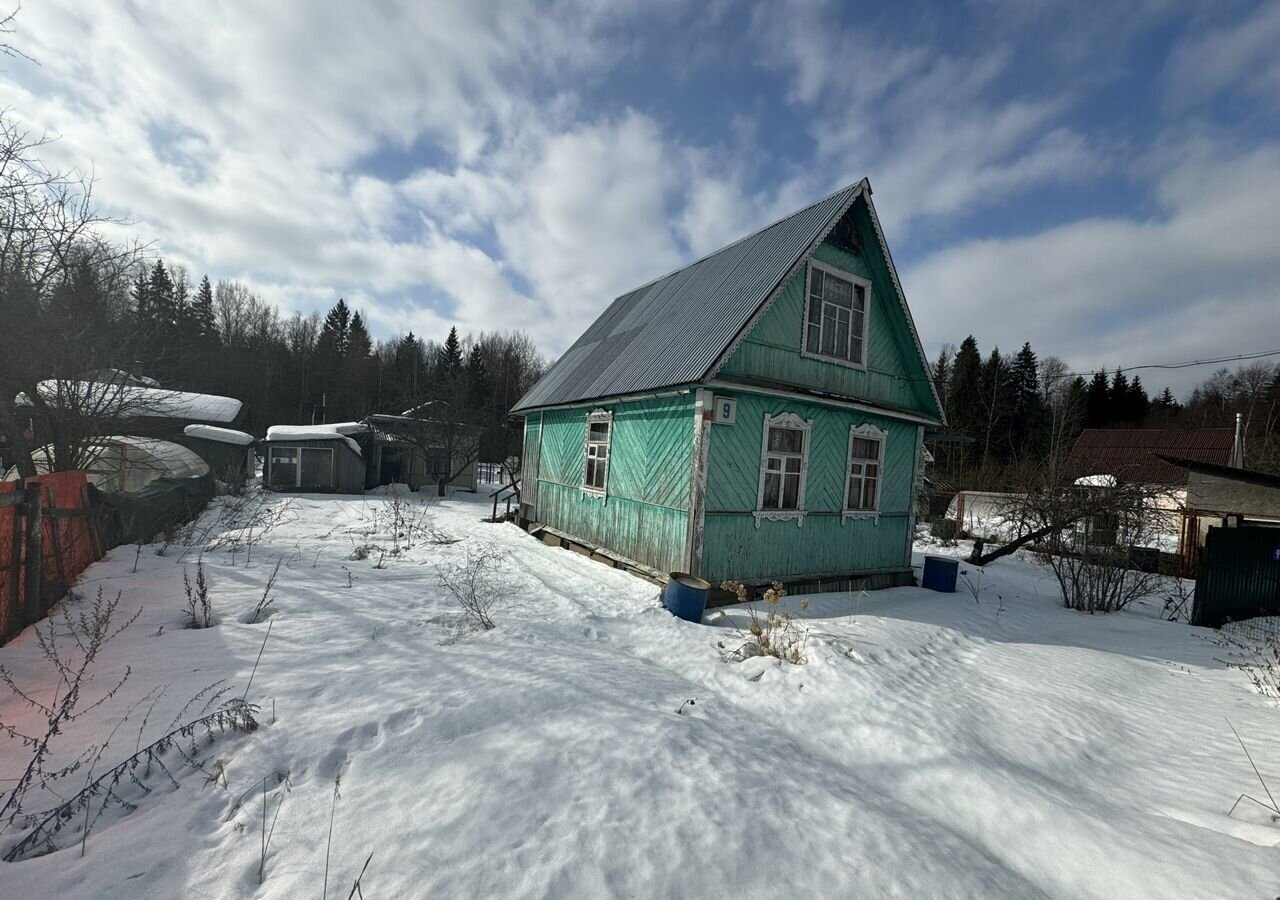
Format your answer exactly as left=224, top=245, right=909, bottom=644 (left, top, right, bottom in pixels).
left=754, top=411, right=812, bottom=527
left=843, top=423, right=886, bottom=523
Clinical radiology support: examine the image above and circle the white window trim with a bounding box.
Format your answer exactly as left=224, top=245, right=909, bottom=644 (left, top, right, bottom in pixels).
left=582, top=408, right=612, bottom=498
left=800, top=259, right=871, bottom=371
left=754, top=411, right=812, bottom=527
left=842, top=423, right=886, bottom=524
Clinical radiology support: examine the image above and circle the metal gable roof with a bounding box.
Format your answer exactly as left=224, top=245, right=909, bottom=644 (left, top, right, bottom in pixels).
left=1066, top=428, right=1237, bottom=484
left=512, top=180, right=869, bottom=413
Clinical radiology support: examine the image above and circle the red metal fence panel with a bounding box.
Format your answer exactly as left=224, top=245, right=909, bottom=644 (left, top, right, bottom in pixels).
left=0, top=471, right=102, bottom=643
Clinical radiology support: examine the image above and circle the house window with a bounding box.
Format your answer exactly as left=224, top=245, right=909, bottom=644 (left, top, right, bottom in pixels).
left=844, top=424, right=887, bottom=522
left=804, top=261, right=869, bottom=367
left=755, top=412, right=812, bottom=526
left=583, top=410, right=612, bottom=495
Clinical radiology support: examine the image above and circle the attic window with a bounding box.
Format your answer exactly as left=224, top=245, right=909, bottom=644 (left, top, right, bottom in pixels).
left=803, top=261, right=869, bottom=368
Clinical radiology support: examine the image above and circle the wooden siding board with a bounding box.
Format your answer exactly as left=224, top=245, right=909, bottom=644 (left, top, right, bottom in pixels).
left=718, top=203, right=938, bottom=418
left=701, top=514, right=912, bottom=584
left=699, top=390, right=918, bottom=583
left=532, top=394, right=695, bottom=574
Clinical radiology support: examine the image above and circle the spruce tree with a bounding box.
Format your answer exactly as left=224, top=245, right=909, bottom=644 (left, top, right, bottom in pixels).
left=1125, top=375, right=1150, bottom=424
left=1109, top=369, right=1130, bottom=422
left=1011, top=342, right=1046, bottom=456
left=438, top=326, right=463, bottom=379
left=343, top=311, right=376, bottom=417
left=132, top=268, right=153, bottom=333
left=316, top=298, right=351, bottom=360
left=1085, top=370, right=1111, bottom=427
left=466, top=342, right=492, bottom=409
left=948, top=336, right=982, bottom=437
left=148, top=260, right=177, bottom=339
left=394, top=332, right=425, bottom=407
left=312, top=299, right=352, bottom=419
left=193, top=276, right=220, bottom=350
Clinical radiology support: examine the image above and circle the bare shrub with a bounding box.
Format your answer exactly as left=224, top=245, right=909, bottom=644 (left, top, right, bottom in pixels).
left=1014, top=481, right=1168, bottom=613
left=717, top=580, right=810, bottom=665
left=244, top=559, right=280, bottom=625
left=1162, top=576, right=1195, bottom=622
left=436, top=545, right=510, bottom=631
left=371, top=493, right=457, bottom=555
left=0, top=588, right=138, bottom=841
left=183, top=560, right=216, bottom=628
left=5, top=688, right=258, bottom=860
left=1218, top=625, right=1280, bottom=705
left=197, top=491, right=298, bottom=564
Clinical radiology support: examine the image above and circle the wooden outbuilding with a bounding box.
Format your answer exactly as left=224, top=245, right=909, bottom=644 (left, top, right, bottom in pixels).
left=261, top=425, right=366, bottom=493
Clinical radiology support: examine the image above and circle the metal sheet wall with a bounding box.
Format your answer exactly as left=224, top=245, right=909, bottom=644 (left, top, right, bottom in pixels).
left=1192, top=524, right=1280, bottom=627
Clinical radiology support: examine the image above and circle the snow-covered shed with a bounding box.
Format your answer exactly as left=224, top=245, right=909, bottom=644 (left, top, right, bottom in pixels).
left=261, top=424, right=366, bottom=493
left=177, top=425, right=256, bottom=482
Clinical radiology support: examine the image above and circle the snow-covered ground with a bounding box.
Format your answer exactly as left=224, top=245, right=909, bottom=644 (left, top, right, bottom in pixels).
left=1, top=487, right=1277, bottom=898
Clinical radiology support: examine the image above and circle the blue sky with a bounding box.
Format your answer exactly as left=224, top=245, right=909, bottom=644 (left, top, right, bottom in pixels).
left=3, top=0, right=1279, bottom=394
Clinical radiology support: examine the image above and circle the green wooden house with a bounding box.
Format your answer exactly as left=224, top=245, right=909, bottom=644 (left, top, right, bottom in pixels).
left=511, top=179, right=943, bottom=592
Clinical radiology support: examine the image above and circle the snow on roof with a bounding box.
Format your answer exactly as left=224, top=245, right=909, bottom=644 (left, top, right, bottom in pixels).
left=264, top=425, right=362, bottom=455
left=1073, top=473, right=1117, bottom=488
left=183, top=424, right=255, bottom=446
left=17, top=380, right=243, bottom=423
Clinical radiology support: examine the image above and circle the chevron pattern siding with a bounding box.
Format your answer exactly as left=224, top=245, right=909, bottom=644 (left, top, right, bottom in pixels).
left=700, top=390, right=919, bottom=583
left=528, top=395, right=695, bottom=574
left=718, top=213, right=937, bottom=416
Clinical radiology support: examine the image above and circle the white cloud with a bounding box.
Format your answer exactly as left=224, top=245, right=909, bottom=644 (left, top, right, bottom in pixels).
left=903, top=143, right=1280, bottom=394
left=750, top=0, right=1101, bottom=235
left=1165, top=2, right=1280, bottom=109
left=3, top=0, right=1275, bottom=385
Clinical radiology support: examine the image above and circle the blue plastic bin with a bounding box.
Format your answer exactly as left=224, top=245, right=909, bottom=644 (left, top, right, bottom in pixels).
left=664, top=573, right=711, bottom=623
left=921, top=556, right=959, bottom=593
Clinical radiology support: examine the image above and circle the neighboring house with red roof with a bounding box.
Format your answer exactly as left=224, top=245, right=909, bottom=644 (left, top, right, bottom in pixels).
left=1065, top=427, right=1239, bottom=485
left=1065, top=425, right=1246, bottom=566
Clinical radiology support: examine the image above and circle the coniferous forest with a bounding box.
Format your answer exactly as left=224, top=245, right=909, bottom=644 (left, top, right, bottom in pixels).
left=930, top=336, right=1280, bottom=490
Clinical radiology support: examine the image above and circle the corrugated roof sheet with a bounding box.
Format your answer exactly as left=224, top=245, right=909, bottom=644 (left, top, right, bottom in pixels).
left=513, top=181, right=866, bottom=412
left=1066, top=428, right=1237, bottom=484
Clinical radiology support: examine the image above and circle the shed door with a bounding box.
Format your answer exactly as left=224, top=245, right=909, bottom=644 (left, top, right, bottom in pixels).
left=300, top=447, right=334, bottom=490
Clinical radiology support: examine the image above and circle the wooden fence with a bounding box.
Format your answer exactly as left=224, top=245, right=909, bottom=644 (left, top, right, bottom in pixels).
left=0, top=471, right=102, bottom=644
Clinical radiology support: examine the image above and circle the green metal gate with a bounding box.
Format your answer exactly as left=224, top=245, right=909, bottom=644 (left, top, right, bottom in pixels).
left=1192, top=524, right=1280, bottom=627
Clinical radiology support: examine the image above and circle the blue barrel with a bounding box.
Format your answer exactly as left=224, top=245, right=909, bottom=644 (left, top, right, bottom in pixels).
left=921, top=556, right=959, bottom=593
left=664, top=573, right=710, bottom=623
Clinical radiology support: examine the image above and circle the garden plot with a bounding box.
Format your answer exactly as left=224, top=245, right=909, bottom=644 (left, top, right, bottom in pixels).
left=0, top=488, right=1277, bottom=899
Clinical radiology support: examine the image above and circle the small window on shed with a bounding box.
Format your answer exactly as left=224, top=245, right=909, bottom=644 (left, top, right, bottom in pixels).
left=269, top=447, right=298, bottom=488
left=583, top=410, right=613, bottom=495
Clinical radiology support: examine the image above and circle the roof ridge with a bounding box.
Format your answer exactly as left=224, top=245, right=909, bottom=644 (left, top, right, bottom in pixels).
left=616, top=178, right=868, bottom=299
